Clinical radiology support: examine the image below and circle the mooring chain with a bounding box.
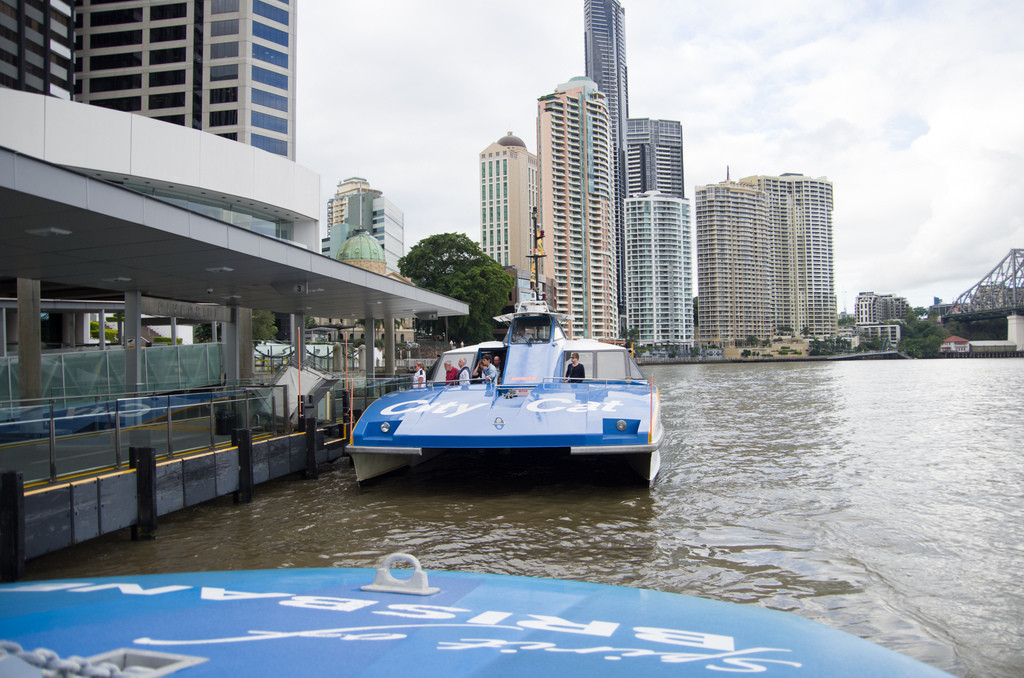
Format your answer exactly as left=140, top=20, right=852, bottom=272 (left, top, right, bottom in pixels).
left=0, top=641, right=156, bottom=677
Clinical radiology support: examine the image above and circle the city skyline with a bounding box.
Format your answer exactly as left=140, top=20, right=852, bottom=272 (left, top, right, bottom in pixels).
left=293, top=1, right=1024, bottom=310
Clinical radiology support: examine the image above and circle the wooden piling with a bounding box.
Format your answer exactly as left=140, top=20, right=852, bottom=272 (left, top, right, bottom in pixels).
left=1, top=471, right=25, bottom=582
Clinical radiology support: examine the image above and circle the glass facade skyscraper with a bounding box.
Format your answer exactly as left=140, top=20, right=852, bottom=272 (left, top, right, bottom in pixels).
left=72, top=0, right=296, bottom=159
left=584, top=0, right=628, bottom=326
left=0, top=0, right=75, bottom=98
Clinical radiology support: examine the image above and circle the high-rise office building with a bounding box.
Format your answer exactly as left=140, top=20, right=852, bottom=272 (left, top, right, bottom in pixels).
left=739, top=174, right=836, bottom=337
left=624, top=190, right=692, bottom=347
left=0, top=0, right=74, bottom=98
left=72, top=0, right=296, bottom=159
left=584, top=0, right=628, bottom=325
left=626, top=118, right=685, bottom=199
left=694, top=180, right=773, bottom=346
left=537, top=77, right=618, bottom=339
left=478, top=132, right=539, bottom=271
left=322, top=177, right=404, bottom=274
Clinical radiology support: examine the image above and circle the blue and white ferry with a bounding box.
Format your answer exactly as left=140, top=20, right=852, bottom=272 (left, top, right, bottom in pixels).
left=348, top=295, right=663, bottom=484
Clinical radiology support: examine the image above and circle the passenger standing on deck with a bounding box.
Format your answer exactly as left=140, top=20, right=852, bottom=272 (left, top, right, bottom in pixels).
left=472, top=356, right=487, bottom=381
left=444, top=360, right=457, bottom=384
left=564, top=353, right=585, bottom=382
left=481, top=356, right=497, bottom=384
left=457, top=358, right=471, bottom=384
left=413, top=361, right=426, bottom=388
left=492, top=354, right=502, bottom=378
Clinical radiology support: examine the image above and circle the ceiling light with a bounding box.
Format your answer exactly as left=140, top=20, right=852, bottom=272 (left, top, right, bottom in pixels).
left=205, top=266, right=234, bottom=273
left=101, top=277, right=132, bottom=283
left=26, top=227, right=72, bottom=237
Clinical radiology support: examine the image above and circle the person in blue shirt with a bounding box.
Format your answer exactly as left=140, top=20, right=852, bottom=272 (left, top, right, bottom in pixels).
left=481, top=356, right=498, bottom=384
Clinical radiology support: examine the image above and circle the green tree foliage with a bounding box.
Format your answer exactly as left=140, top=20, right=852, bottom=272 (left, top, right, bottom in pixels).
left=837, top=315, right=856, bottom=326
left=897, top=311, right=949, bottom=358
left=251, top=309, right=278, bottom=342
left=399, top=233, right=514, bottom=345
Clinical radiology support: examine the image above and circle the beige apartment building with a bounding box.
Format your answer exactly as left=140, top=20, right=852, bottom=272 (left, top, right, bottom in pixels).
left=478, top=132, right=539, bottom=271
left=695, top=180, right=773, bottom=346
left=536, top=77, right=618, bottom=339
left=740, top=174, right=837, bottom=338
left=696, top=174, right=837, bottom=347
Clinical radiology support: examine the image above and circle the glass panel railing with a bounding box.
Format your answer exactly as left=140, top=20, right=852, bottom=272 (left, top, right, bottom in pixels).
left=0, top=404, right=53, bottom=484
left=169, top=393, right=213, bottom=455
left=117, top=396, right=171, bottom=461
left=53, top=399, right=117, bottom=477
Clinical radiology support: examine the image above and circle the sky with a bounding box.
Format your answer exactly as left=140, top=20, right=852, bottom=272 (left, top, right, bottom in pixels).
left=294, top=1, right=1024, bottom=311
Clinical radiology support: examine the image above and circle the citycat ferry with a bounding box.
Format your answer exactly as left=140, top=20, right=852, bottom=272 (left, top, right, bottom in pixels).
left=348, top=294, right=662, bottom=483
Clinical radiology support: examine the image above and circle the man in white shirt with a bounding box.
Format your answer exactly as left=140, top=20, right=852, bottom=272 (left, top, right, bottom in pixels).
left=412, top=361, right=426, bottom=388
left=457, top=358, right=471, bottom=385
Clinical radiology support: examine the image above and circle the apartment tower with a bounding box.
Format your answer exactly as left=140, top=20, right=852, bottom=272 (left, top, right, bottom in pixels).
left=73, top=0, right=296, bottom=159
left=584, top=0, right=628, bottom=324
left=624, top=190, right=692, bottom=347
left=695, top=180, right=773, bottom=346
left=537, top=77, right=618, bottom=339
left=478, top=132, right=539, bottom=270
left=739, top=174, right=836, bottom=337
left=626, top=118, right=685, bottom=199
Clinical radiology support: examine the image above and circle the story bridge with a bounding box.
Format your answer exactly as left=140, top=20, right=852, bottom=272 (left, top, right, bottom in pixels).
left=942, top=249, right=1024, bottom=350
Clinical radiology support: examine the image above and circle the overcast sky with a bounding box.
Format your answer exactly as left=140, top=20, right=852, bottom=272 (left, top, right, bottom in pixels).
left=295, top=1, right=1024, bottom=311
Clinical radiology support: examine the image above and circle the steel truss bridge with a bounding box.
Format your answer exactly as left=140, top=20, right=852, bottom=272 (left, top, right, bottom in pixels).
left=944, top=249, right=1024, bottom=321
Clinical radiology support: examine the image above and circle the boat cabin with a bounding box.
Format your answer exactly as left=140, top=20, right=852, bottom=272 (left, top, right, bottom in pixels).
left=427, top=312, right=645, bottom=387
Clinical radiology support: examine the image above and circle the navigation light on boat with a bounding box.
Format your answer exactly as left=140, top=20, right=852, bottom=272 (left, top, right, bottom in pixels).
left=616, top=420, right=627, bottom=431
left=380, top=422, right=391, bottom=433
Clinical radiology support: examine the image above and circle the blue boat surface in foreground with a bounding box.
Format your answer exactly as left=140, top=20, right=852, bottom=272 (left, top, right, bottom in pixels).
left=349, top=296, right=663, bottom=483
left=0, top=554, right=951, bottom=677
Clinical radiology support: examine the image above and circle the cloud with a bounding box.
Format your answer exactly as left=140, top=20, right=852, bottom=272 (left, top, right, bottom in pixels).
left=297, top=1, right=1024, bottom=308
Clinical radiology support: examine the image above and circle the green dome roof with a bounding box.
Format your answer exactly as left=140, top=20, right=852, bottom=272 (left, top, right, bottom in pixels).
left=337, top=230, right=386, bottom=262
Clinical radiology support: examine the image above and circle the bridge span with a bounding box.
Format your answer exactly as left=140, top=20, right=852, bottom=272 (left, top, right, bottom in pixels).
left=943, top=249, right=1024, bottom=350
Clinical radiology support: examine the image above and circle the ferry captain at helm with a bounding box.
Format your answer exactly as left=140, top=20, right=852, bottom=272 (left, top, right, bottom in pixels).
left=564, top=352, right=585, bottom=382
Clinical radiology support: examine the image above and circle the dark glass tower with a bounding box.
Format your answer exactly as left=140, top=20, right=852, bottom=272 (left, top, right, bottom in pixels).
left=584, top=0, right=628, bottom=328
left=0, top=0, right=75, bottom=98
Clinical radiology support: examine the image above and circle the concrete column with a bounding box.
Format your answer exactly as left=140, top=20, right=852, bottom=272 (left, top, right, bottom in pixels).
left=237, top=307, right=253, bottom=380
left=124, top=291, right=142, bottom=393
left=170, top=317, right=178, bottom=345
left=16, top=279, right=41, bottom=400
left=75, top=313, right=88, bottom=346
left=223, top=312, right=238, bottom=384
left=1, top=308, right=6, bottom=358
left=1008, top=312, right=1024, bottom=351
left=363, top=316, right=375, bottom=380
left=98, top=309, right=106, bottom=350
left=384, top=314, right=395, bottom=376
left=61, top=313, right=75, bottom=348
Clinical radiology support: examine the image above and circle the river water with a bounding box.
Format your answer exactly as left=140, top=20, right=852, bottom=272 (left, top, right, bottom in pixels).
left=25, top=359, right=1024, bottom=678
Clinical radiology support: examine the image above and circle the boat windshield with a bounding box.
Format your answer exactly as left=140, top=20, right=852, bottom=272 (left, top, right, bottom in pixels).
left=509, top=317, right=556, bottom=344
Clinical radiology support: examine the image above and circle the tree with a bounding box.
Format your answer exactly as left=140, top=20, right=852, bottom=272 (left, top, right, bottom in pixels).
left=838, top=316, right=856, bottom=326
left=252, top=309, right=277, bottom=341
left=399, top=233, right=514, bottom=345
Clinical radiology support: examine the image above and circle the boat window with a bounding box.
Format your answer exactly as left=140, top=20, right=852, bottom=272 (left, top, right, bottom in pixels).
left=431, top=351, right=475, bottom=382
left=510, top=318, right=551, bottom=344
left=565, top=350, right=634, bottom=380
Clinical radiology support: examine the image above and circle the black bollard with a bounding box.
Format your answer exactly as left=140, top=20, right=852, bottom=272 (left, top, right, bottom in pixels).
left=234, top=428, right=254, bottom=504
left=303, top=416, right=318, bottom=480
left=130, top=446, right=157, bottom=541
left=1, top=471, right=25, bottom=582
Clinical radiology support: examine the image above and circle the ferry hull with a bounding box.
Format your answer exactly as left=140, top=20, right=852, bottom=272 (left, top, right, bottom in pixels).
left=350, top=382, right=661, bottom=483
